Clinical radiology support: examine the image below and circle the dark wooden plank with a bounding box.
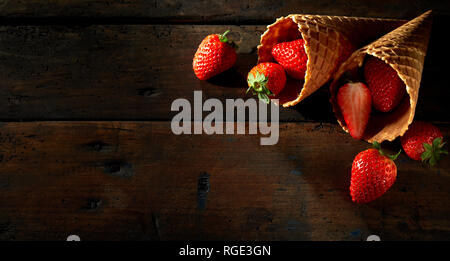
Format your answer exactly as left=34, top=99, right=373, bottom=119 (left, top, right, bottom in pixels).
left=0, top=121, right=449, bottom=240
left=0, top=0, right=448, bottom=22
left=0, top=24, right=447, bottom=123
left=0, top=24, right=333, bottom=122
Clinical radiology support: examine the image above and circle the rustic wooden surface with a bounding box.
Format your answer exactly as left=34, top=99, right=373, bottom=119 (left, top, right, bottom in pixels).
left=0, top=122, right=449, bottom=240
left=0, top=0, right=449, bottom=21
left=0, top=0, right=449, bottom=241
left=0, top=24, right=448, bottom=123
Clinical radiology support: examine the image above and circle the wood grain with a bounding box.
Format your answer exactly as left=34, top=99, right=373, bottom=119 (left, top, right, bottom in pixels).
left=0, top=0, right=448, bottom=242
left=0, top=24, right=447, bottom=123
left=0, top=121, right=449, bottom=240
left=0, top=0, right=448, bottom=22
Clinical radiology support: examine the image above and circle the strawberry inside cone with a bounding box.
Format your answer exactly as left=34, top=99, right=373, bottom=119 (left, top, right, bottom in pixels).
left=271, top=39, right=308, bottom=80
left=257, top=18, right=303, bottom=63
left=267, top=36, right=353, bottom=107
left=337, top=82, right=372, bottom=140
left=269, top=77, right=304, bottom=105
left=363, top=56, right=407, bottom=112
left=253, top=37, right=307, bottom=105
left=335, top=55, right=409, bottom=140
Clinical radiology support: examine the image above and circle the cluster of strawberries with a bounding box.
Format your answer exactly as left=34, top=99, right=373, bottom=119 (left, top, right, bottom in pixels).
left=336, top=57, right=447, bottom=203
left=192, top=31, right=447, bottom=204
left=193, top=31, right=305, bottom=103
left=351, top=122, right=447, bottom=203
left=337, top=57, right=407, bottom=140
left=246, top=38, right=307, bottom=103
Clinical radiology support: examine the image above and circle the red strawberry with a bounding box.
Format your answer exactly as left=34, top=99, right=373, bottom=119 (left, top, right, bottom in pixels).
left=337, top=82, right=372, bottom=140
left=271, top=39, right=307, bottom=80
left=193, top=30, right=237, bottom=80
left=363, top=56, right=406, bottom=112
left=247, top=62, right=286, bottom=104
left=400, top=121, right=448, bottom=166
left=350, top=142, right=400, bottom=204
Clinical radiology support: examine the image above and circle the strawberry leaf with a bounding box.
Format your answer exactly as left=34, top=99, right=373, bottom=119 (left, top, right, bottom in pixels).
left=258, top=93, right=270, bottom=104
left=421, top=137, right=448, bottom=166
left=247, top=71, right=272, bottom=103
left=247, top=73, right=255, bottom=85
left=423, top=143, right=432, bottom=151
left=372, top=141, right=401, bottom=161
left=263, top=85, right=272, bottom=95
left=421, top=150, right=432, bottom=161
left=372, top=141, right=381, bottom=150
left=388, top=150, right=402, bottom=161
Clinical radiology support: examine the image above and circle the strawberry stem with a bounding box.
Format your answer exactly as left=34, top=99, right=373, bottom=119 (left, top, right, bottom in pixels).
left=218, top=30, right=238, bottom=49
left=388, top=150, right=402, bottom=161
left=372, top=141, right=401, bottom=161
left=219, top=30, right=230, bottom=43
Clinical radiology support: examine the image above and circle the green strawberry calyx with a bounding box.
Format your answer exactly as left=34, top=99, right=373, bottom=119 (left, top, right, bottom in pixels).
left=372, top=141, right=401, bottom=161
left=247, top=71, right=273, bottom=104
left=421, top=137, right=448, bottom=166
left=218, top=30, right=238, bottom=49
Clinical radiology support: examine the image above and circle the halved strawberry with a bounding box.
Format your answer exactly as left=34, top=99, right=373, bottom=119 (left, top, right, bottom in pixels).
left=337, top=82, right=372, bottom=140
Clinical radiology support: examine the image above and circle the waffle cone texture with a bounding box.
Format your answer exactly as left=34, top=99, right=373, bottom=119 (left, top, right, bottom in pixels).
left=330, top=10, right=432, bottom=143
left=258, top=14, right=406, bottom=107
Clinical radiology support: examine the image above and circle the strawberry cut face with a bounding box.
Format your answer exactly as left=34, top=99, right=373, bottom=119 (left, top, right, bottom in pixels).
left=337, top=82, right=372, bottom=140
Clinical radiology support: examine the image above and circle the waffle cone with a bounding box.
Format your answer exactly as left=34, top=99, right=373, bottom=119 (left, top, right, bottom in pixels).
left=330, top=10, right=432, bottom=143
left=258, top=14, right=406, bottom=107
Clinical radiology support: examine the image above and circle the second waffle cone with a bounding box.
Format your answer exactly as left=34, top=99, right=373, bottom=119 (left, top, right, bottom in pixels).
left=257, top=14, right=405, bottom=107
left=330, top=10, right=433, bottom=143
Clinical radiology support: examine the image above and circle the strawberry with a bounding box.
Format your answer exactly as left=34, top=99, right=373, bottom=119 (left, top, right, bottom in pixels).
left=363, top=56, right=406, bottom=112
left=350, top=142, right=400, bottom=204
left=271, top=39, right=307, bottom=80
left=400, top=121, right=448, bottom=166
left=247, top=62, right=286, bottom=104
left=193, top=30, right=237, bottom=80
left=337, top=82, right=372, bottom=140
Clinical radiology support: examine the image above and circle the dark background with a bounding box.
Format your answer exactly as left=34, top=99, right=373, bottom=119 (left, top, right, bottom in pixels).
left=0, top=1, right=448, bottom=241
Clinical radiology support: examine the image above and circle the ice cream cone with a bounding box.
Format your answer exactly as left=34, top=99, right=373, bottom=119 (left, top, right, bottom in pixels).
left=258, top=14, right=406, bottom=107
left=330, top=10, right=433, bottom=143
